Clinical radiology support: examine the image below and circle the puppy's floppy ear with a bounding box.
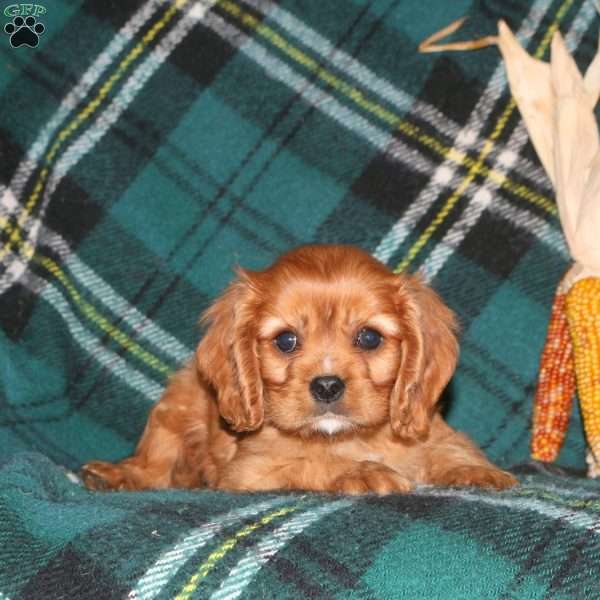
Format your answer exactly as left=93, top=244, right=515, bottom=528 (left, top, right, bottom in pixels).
left=196, top=269, right=264, bottom=432
left=390, top=274, right=458, bottom=441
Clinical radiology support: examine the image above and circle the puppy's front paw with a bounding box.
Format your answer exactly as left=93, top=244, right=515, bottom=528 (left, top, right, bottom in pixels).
left=333, top=461, right=413, bottom=496
left=81, top=460, right=133, bottom=491
left=438, top=465, right=518, bottom=490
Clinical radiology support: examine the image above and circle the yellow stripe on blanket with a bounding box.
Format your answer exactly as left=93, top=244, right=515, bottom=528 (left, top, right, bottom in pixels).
left=174, top=505, right=298, bottom=600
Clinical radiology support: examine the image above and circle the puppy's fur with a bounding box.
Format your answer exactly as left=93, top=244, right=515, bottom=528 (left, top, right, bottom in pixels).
left=83, top=245, right=517, bottom=495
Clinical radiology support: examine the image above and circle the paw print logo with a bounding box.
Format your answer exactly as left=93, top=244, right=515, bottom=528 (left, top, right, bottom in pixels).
left=4, top=16, right=45, bottom=48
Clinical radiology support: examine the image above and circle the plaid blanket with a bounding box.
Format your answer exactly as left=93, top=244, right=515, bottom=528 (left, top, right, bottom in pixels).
left=1, top=0, right=599, bottom=597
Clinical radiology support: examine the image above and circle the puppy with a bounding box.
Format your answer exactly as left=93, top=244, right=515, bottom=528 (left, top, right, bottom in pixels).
left=83, top=245, right=517, bottom=495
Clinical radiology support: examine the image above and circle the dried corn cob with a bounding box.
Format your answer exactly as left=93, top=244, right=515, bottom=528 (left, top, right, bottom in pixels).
left=565, top=277, right=600, bottom=464
left=531, top=288, right=576, bottom=462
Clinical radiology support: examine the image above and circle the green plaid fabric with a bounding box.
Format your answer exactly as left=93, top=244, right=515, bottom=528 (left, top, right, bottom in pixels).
left=1, top=0, right=599, bottom=597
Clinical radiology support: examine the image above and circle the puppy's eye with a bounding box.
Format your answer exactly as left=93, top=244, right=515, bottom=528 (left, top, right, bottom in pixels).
left=274, top=331, right=297, bottom=353
left=355, top=328, right=382, bottom=350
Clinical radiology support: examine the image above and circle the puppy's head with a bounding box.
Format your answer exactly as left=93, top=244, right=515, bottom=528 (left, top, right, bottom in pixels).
left=196, top=245, right=458, bottom=440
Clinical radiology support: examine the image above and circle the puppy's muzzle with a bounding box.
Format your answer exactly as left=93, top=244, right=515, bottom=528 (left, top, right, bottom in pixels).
left=309, top=375, right=345, bottom=404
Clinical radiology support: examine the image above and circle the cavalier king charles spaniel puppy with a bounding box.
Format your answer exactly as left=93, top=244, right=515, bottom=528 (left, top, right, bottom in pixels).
left=83, top=245, right=517, bottom=495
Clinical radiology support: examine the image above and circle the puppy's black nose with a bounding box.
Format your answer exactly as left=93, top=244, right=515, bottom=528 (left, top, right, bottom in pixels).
left=310, top=375, right=345, bottom=404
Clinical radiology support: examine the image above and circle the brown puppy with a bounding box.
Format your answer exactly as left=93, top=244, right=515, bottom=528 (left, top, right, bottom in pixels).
left=83, top=245, right=517, bottom=495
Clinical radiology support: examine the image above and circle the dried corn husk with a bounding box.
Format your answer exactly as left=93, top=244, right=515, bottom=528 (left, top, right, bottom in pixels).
left=419, top=17, right=497, bottom=53
left=497, top=21, right=600, bottom=284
